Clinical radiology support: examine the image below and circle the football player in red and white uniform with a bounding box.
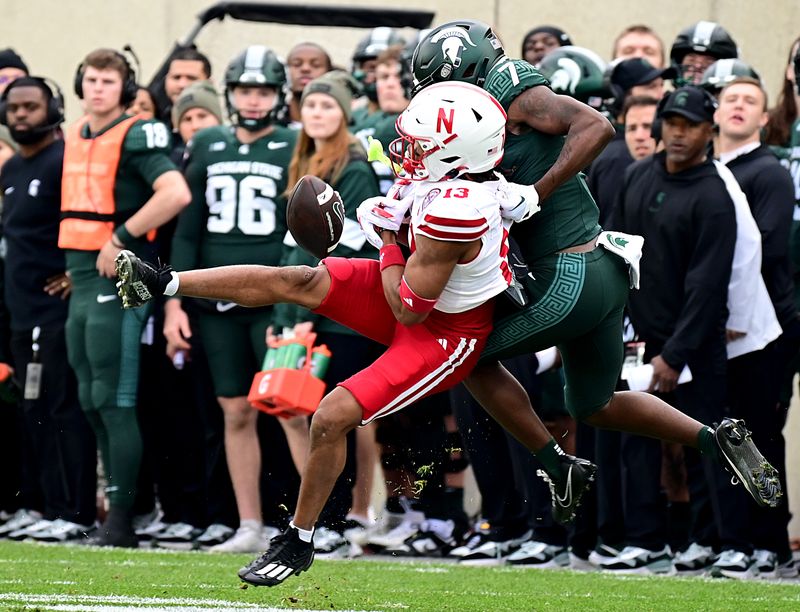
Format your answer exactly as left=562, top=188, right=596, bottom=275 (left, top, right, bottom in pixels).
left=114, top=81, right=560, bottom=586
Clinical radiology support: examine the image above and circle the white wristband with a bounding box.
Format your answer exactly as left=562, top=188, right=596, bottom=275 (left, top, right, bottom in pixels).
left=164, top=271, right=180, bottom=296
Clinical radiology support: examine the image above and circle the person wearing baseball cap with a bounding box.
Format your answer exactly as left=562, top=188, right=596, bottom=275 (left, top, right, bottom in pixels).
left=610, top=82, right=759, bottom=576
left=610, top=57, right=665, bottom=101
left=658, top=84, right=717, bottom=125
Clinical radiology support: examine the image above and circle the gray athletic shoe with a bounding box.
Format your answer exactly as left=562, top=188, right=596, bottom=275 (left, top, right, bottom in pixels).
left=714, top=418, right=782, bottom=508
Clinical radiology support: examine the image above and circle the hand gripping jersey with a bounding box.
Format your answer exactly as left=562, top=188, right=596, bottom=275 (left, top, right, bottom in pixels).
left=405, top=178, right=511, bottom=313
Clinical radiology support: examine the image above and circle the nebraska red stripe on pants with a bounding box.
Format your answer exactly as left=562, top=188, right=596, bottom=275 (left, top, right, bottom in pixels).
left=313, top=257, right=493, bottom=424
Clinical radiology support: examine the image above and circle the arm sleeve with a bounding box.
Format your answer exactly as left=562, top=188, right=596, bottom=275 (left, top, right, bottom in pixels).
left=661, top=191, right=737, bottom=370
left=169, top=138, right=206, bottom=271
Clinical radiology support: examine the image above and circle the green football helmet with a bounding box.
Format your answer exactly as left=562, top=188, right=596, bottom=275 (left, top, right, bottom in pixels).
left=352, top=27, right=405, bottom=102
left=537, top=46, right=609, bottom=109
left=224, top=45, right=286, bottom=131
left=700, top=59, right=760, bottom=94
left=411, top=20, right=505, bottom=95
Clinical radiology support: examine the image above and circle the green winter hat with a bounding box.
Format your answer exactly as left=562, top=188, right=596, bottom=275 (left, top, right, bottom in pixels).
left=172, top=80, right=223, bottom=126
left=300, top=70, right=359, bottom=124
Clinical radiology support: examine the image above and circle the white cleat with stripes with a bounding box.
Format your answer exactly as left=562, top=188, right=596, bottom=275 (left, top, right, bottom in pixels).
left=238, top=526, right=315, bottom=587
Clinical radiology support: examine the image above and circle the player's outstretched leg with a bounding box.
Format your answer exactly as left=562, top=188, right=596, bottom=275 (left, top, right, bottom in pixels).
left=585, top=391, right=782, bottom=508
left=238, top=525, right=315, bottom=586
left=115, top=250, right=173, bottom=308
left=714, top=417, right=782, bottom=508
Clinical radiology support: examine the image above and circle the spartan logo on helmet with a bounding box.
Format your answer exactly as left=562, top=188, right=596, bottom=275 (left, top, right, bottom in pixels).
left=548, top=58, right=582, bottom=95
left=411, top=20, right=505, bottom=95
left=537, top=46, right=609, bottom=108
left=430, top=26, right=477, bottom=70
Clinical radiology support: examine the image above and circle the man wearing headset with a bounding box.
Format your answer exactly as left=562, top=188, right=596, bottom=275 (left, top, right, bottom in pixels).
left=59, top=48, right=190, bottom=547
left=0, top=77, right=98, bottom=543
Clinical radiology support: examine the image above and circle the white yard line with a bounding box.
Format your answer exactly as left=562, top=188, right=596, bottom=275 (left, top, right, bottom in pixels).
left=0, top=592, right=376, bottom=611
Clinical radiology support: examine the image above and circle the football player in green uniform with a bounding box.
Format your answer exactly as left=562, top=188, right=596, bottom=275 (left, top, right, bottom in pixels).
left=352, top=45, right=409, bottom=194
left=412, top=20, right=783, bottom=519
left=60, top=48, right=191, bottom=546
left=166, top=45, right=297, bottom=553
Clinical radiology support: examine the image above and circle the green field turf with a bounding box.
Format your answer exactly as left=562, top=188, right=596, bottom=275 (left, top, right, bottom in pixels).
left=1, top=541, right=800, bottom=611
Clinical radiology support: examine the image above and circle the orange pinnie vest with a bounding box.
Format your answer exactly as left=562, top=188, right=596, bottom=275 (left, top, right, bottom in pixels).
left=59, top=115, right=139, bottom=250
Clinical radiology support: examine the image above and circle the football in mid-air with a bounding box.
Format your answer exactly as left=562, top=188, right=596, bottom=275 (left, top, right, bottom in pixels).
left=286, top=175, right=345, bottom=259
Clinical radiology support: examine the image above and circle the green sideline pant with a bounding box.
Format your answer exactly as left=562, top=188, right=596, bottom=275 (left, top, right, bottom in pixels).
left=65, top=272, right=150, bottom=510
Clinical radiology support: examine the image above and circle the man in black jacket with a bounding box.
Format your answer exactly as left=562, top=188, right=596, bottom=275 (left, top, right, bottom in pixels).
left=716, top=77, right=799, bottom=579
left=0, top=76, right=97, bottom=542
left=610, top=86, right=747, bottom=574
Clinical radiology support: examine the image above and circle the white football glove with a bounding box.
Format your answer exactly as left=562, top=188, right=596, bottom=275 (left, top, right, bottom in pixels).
left=357, top=198, right=385, bottom=250
left=357, top=194, right=413, bottom=249
left=496, top=176, right=541, bottom=223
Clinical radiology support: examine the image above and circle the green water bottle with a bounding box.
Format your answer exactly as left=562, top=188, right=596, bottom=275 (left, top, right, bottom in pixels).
left=310, top=345, right=331, bottom=379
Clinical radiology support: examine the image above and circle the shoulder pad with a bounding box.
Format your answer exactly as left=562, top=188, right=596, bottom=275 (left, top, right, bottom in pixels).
left=124, top=119, right=172, bottom=154
left=417, top=184, right=488, bottom=242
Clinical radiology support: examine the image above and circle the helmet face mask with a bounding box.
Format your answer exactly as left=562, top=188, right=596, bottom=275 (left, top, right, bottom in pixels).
left=411, top=20, right=505, bottom=96
left=388, top=81, right=507, bottom=182
left=352, top=27, right=405, bottom=102
left=668, top=21, right=738, bottom=87
left=225, top=45, right=286, bottom=131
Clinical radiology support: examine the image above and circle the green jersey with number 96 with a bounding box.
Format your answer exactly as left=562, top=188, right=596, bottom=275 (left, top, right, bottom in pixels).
left=483, top=58, right=601, bottom=263
left=171, top=125, right=296, bottom=272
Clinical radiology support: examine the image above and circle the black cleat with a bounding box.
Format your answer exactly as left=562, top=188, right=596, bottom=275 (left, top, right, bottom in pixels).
left=84, top=508, right=138, bottom=548
left=114, top=250, right=172, bottom=309
left=537, top=454, right=597, bottom=525
left=715, top=418, right=783, bottom=508
left=239, top=526, right=315, bottom=587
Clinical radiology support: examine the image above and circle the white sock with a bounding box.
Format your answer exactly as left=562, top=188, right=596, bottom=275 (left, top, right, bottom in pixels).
left=164, top=271, right=180, bottom=296
left=290, top=520, right=314, bottom=543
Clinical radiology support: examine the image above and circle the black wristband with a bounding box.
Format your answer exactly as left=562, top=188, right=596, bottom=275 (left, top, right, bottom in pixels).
left=114, top=224, right=136, bottom=246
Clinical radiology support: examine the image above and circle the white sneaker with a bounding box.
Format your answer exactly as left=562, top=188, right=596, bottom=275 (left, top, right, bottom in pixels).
left=134, top=514, right=169, bottom=541
left=0, top=509, right=43, bottom=537
left=195, top=523, right=235, bottom=549
left=569, top=552, right=596, bottom=571
left=208, top=524, right=271, bottom=553
left=350, top=511, right=402, bottom=547
left=132, top=508, right=161, bottom=532
left=710, top=549, right=757, bottom=580
left=672, top=542, right=716, bottom=575
left=460, top=529, right=533, bottom=566
left=314, top=526, right=361, bottom=558
left=154, top=522, right=204, bottom=550
left=588, top=543, right=621, bottom=567
left=8, top=519, right=53, bottom=541
left=507, top=540, right=569, bottom=568
left=30, top=519, right=95, bottom=543
left=598, top=545, right=673, bottom=574
left=367, top=510, right=425, bottom=550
